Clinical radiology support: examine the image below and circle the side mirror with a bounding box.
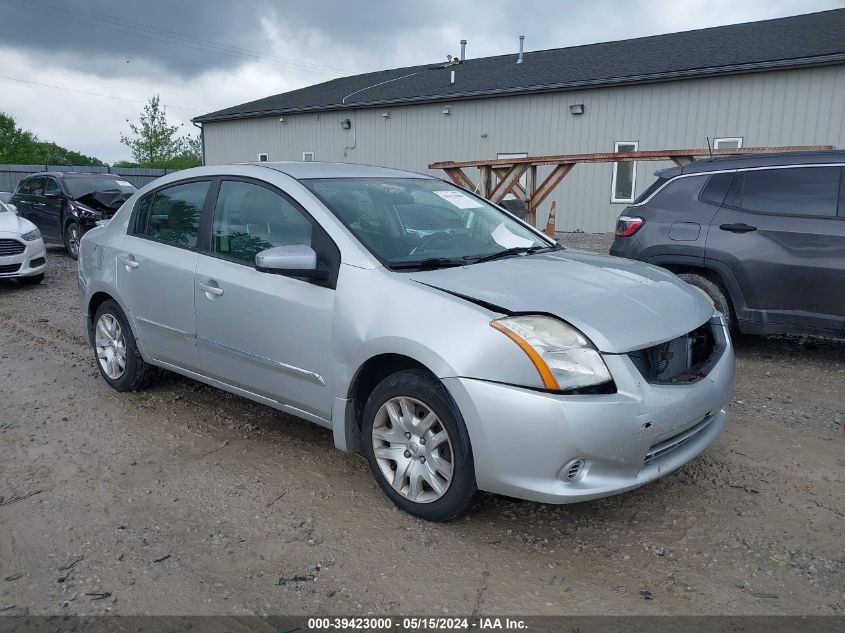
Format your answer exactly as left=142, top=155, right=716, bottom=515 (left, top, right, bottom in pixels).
left=255, top=244, right=328, bottom=281
left=7, top=203, right=17, bottom=214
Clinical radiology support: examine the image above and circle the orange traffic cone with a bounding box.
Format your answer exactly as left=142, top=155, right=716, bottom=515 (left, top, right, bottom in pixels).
left=544, top=201, right=557, bottom=237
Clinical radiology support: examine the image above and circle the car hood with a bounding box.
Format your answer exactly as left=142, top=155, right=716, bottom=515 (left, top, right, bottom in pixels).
left=74, top=191, right=133, bottom=216
left=406, top=249, right=714, bottom=353
left=0, top=210, right=37, bottom=236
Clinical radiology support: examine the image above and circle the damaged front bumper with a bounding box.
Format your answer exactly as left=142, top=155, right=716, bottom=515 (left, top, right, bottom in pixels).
left=443, top=315, right=735, bottom=504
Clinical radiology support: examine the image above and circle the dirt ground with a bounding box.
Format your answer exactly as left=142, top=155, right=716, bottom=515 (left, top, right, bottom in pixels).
left=0, top=246, right=843, bottom=617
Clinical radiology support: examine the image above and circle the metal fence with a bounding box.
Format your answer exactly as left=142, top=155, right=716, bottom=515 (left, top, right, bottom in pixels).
left=0, top=164, right=181, bottom=193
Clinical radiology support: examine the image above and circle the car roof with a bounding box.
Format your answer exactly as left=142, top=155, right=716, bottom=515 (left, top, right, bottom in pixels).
left=249, top=161, right=434, bottom=180
left=656, top=149, right=845, bottom=178
left=21, top=172, right=123, bottom=179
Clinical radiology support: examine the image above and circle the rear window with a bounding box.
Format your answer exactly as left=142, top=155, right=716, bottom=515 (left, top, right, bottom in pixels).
left=633, top=177, right=667, bottom=204
left=725, top=167, right=840, bottom=217
left=64, top=177, right=137, bottom=198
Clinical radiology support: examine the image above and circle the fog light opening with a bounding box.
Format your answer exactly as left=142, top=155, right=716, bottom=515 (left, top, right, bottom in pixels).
left=563, top=459, right=586, bottom=482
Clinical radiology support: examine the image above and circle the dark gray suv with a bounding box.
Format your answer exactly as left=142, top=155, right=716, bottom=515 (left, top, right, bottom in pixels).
left=610, top=151, right=845, bottom=338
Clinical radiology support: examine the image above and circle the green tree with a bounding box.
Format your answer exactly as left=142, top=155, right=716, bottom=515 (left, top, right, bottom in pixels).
left=120, top=95, right=200, bottom=168
left=0, top=113, right=39, bottom=163
left=36, top=141, right=104, bottom=166
left=0, top=112, right=103, bottom=165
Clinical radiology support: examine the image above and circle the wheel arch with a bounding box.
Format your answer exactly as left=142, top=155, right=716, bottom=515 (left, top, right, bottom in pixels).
left=86, top=291, right=116, bottom=345
left=85, top=290, right=138, bottom=348
left=337, top=352, right=443, bottom=454
left=648, top=255, right=747, bottom=317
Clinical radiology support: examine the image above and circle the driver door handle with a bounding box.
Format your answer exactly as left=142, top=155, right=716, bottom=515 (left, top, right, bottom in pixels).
left=719, top=223, right=757, bottom=233
left=119, top=255, right=139, bottom=269
left=197, top=281, right=224, bottom=297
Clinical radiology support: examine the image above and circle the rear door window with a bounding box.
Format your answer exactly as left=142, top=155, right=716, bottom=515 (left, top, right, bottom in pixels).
left=45, top=178, right=62, bottom=196
left=699, top=173, right=734, bottom=205
left=18, top=177, right=46, bottom=196
left=134, top=180, right=210, bottom=248
left=726, top=167, right=840, bottom=217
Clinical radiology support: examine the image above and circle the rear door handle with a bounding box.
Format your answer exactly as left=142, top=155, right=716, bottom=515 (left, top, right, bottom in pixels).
left=719, top=223, right=757, bottom=233
left=197, top=280, right=224, bottom=297
left=119, top=255, right=139, bottom=269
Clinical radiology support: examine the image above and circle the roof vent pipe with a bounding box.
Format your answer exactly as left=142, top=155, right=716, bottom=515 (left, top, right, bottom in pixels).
left=450, top=69, right=455, bottom=85
left=517, top=35, right=525, bottom=63
left=460, top=39, right=467, bottom=62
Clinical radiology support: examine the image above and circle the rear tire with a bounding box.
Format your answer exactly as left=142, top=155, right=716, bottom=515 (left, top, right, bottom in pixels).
left=64, top=221, right=81, bottom=260
left=362, top=369, right=476, bottom=521
left=678, top=273, right=734, bottom=330
left=93, top=299, right=154, bottom=391
left=17, top=273, right=44, bottom=285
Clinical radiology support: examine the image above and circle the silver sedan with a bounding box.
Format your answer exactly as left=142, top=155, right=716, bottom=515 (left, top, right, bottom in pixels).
left=78, top=162, right=735, bottom=521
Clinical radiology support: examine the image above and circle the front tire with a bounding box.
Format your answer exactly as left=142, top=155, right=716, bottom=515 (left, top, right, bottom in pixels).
left=362, top=369, right=476, bottom=521
left=64, top=221, right=81, bottom=260
left=93, top=300, right=154, bottom=391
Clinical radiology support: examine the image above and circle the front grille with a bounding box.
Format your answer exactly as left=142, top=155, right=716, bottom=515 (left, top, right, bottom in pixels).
left=0, top=263, right=22, bottom=274
left=0, top=239, right=25, bottom=256
left=644, top=416, right=713, bottom=464
left=628, top=322, right=717, bottom=384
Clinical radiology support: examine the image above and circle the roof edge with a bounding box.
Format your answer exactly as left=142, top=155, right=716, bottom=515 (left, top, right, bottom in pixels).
left=193, top=52, right=845, bottom=123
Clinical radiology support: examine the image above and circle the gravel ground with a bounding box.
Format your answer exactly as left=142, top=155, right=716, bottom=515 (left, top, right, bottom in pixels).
left=555, top=231, right=615, bottom=254
left=0, top=244, right=843, bottom=616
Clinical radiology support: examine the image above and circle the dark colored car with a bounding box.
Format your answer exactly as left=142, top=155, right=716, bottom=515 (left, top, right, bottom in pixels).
left=10, top=172, right=137, bottom=259
left=610, top=151, right=845, bottom=339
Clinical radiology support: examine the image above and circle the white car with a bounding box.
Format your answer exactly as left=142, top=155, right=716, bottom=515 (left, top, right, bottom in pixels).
left=0, top=197, right=47, bottom=284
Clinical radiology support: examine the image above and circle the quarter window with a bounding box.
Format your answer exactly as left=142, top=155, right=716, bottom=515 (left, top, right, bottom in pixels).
left=611, top=141, right=638, bottom=203
left=135, top=180, right=209, bottom=248
left=726, top=167, right=840, bottom=217
left=212, top=180, right=313, bottom=265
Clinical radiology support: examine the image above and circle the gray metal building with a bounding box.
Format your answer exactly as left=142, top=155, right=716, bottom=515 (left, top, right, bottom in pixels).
left=194, top=10, right=845, bottom=232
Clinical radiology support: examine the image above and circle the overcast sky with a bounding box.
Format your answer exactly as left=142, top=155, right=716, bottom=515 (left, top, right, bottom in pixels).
left=1, top=0, right=842, bottom=163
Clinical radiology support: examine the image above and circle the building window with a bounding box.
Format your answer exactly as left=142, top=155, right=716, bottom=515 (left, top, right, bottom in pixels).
left=611, top=141, right=638, bottom=203
left=714, top=137, right=743, bottom=150
left=257, top=153, right=269, bottom=162
left=302, top=151, right=315, bottom=162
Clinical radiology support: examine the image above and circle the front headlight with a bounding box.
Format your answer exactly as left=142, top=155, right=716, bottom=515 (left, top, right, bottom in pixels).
left=21, top=228, right=41, bottom=241
left=70, top=201, right=102, bottom=219
left=491, top=315, right=612, bottom=391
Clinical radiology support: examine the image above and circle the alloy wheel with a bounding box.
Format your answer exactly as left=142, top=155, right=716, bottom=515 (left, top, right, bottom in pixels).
left=67, top=224, right=81, bottom=258
left=371, top=396, right=454, bottom=503
left=95, top=313, right=127, bottom=380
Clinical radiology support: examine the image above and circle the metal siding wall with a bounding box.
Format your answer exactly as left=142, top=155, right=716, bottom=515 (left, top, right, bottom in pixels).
left=203, top=65, right=845, bottom=232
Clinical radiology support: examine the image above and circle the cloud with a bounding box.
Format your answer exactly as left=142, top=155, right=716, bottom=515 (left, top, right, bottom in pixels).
left=0, top=0, right=841, bottom=163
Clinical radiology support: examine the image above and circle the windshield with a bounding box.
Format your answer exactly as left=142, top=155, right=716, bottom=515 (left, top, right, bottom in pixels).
left=303, top=178, right=554, bottom=268
left=65, top=177, right=137, bottom=198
